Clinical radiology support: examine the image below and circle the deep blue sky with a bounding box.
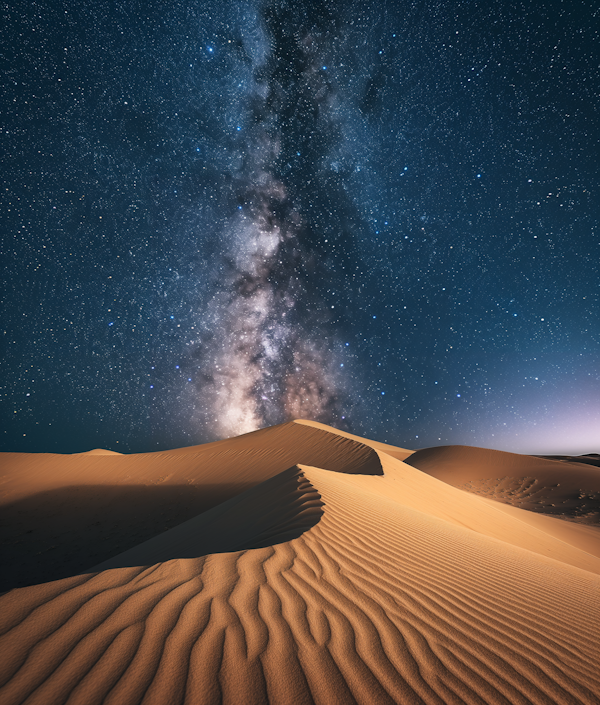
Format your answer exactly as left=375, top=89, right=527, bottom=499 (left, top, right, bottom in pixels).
left=2, top=0, right=599, bottom=454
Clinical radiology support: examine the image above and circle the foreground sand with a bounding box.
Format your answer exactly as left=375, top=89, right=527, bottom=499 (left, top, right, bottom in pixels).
left=1, top=421, right=599, bottom=704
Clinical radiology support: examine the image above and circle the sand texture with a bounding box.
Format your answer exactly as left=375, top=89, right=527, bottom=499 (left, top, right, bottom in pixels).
left=1, top=422, right=599, bottom=704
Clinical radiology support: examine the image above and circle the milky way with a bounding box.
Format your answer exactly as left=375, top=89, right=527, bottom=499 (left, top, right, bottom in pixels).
left=2, top=0, right=598, bottom=453
left=191, top=2, right=358, bottom=437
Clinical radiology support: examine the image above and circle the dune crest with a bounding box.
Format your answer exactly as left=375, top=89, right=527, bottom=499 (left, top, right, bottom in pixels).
left=1, top=426, right=599, bottom=704
left=292, top=419, right=414, bottom=461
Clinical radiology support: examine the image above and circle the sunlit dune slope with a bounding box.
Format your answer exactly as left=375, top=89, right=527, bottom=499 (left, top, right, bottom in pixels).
left=0, top=421, right=381, bottom=591
left=0, top=434, right=599, bottom=704
left=405, top=444, right=600, bottom=525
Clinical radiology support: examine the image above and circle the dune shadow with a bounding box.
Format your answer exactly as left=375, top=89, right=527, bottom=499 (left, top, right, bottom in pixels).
left=90, top=466, right=324, bottom=572
left=1, top=483, right=254, bottom=592
left=536, top=454, right=600, bottom=468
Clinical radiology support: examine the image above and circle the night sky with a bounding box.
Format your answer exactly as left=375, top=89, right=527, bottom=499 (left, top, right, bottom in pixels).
left=2, top=0, right=599, bottom=455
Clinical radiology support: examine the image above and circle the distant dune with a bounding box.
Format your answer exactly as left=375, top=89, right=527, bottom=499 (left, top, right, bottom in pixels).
left=405, top=444, right=600, bottom=525
left=1, top=421, right=599, bottom=704
left=78, top=448, right=123, bottom=455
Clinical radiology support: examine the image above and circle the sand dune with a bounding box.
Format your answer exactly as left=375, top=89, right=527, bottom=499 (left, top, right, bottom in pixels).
left=0, top=422, right=383, bottom=591
left=1, top=423, right=598, bottom=704
left=405, top=444, right=600, bottom=524
left=79, top=448, right=123, bottom=455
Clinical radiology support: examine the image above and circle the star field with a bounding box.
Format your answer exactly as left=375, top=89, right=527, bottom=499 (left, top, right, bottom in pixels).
left=1, top=0, right=599, bottom=453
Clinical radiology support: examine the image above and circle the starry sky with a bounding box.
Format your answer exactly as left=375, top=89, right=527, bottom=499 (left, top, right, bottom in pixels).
left=2, top=0, right=599, bottom=455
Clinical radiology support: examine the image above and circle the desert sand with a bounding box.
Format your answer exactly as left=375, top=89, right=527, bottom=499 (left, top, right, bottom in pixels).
left=1, top=420, right=599, bottom=704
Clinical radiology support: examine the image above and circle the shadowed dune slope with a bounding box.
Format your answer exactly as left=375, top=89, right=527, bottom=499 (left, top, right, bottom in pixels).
left=0, top=422, right=381, bottom=590
left=0, top=448, right=599, bottom=705
left=92, top=466, right=324, bottom=569
left=405, top=444, right=600, bottom=525
left=293, top=420, right=414, bottom=461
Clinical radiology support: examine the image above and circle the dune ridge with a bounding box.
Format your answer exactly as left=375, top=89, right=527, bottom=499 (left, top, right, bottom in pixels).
left=0, top=423, right=598, bottom=704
